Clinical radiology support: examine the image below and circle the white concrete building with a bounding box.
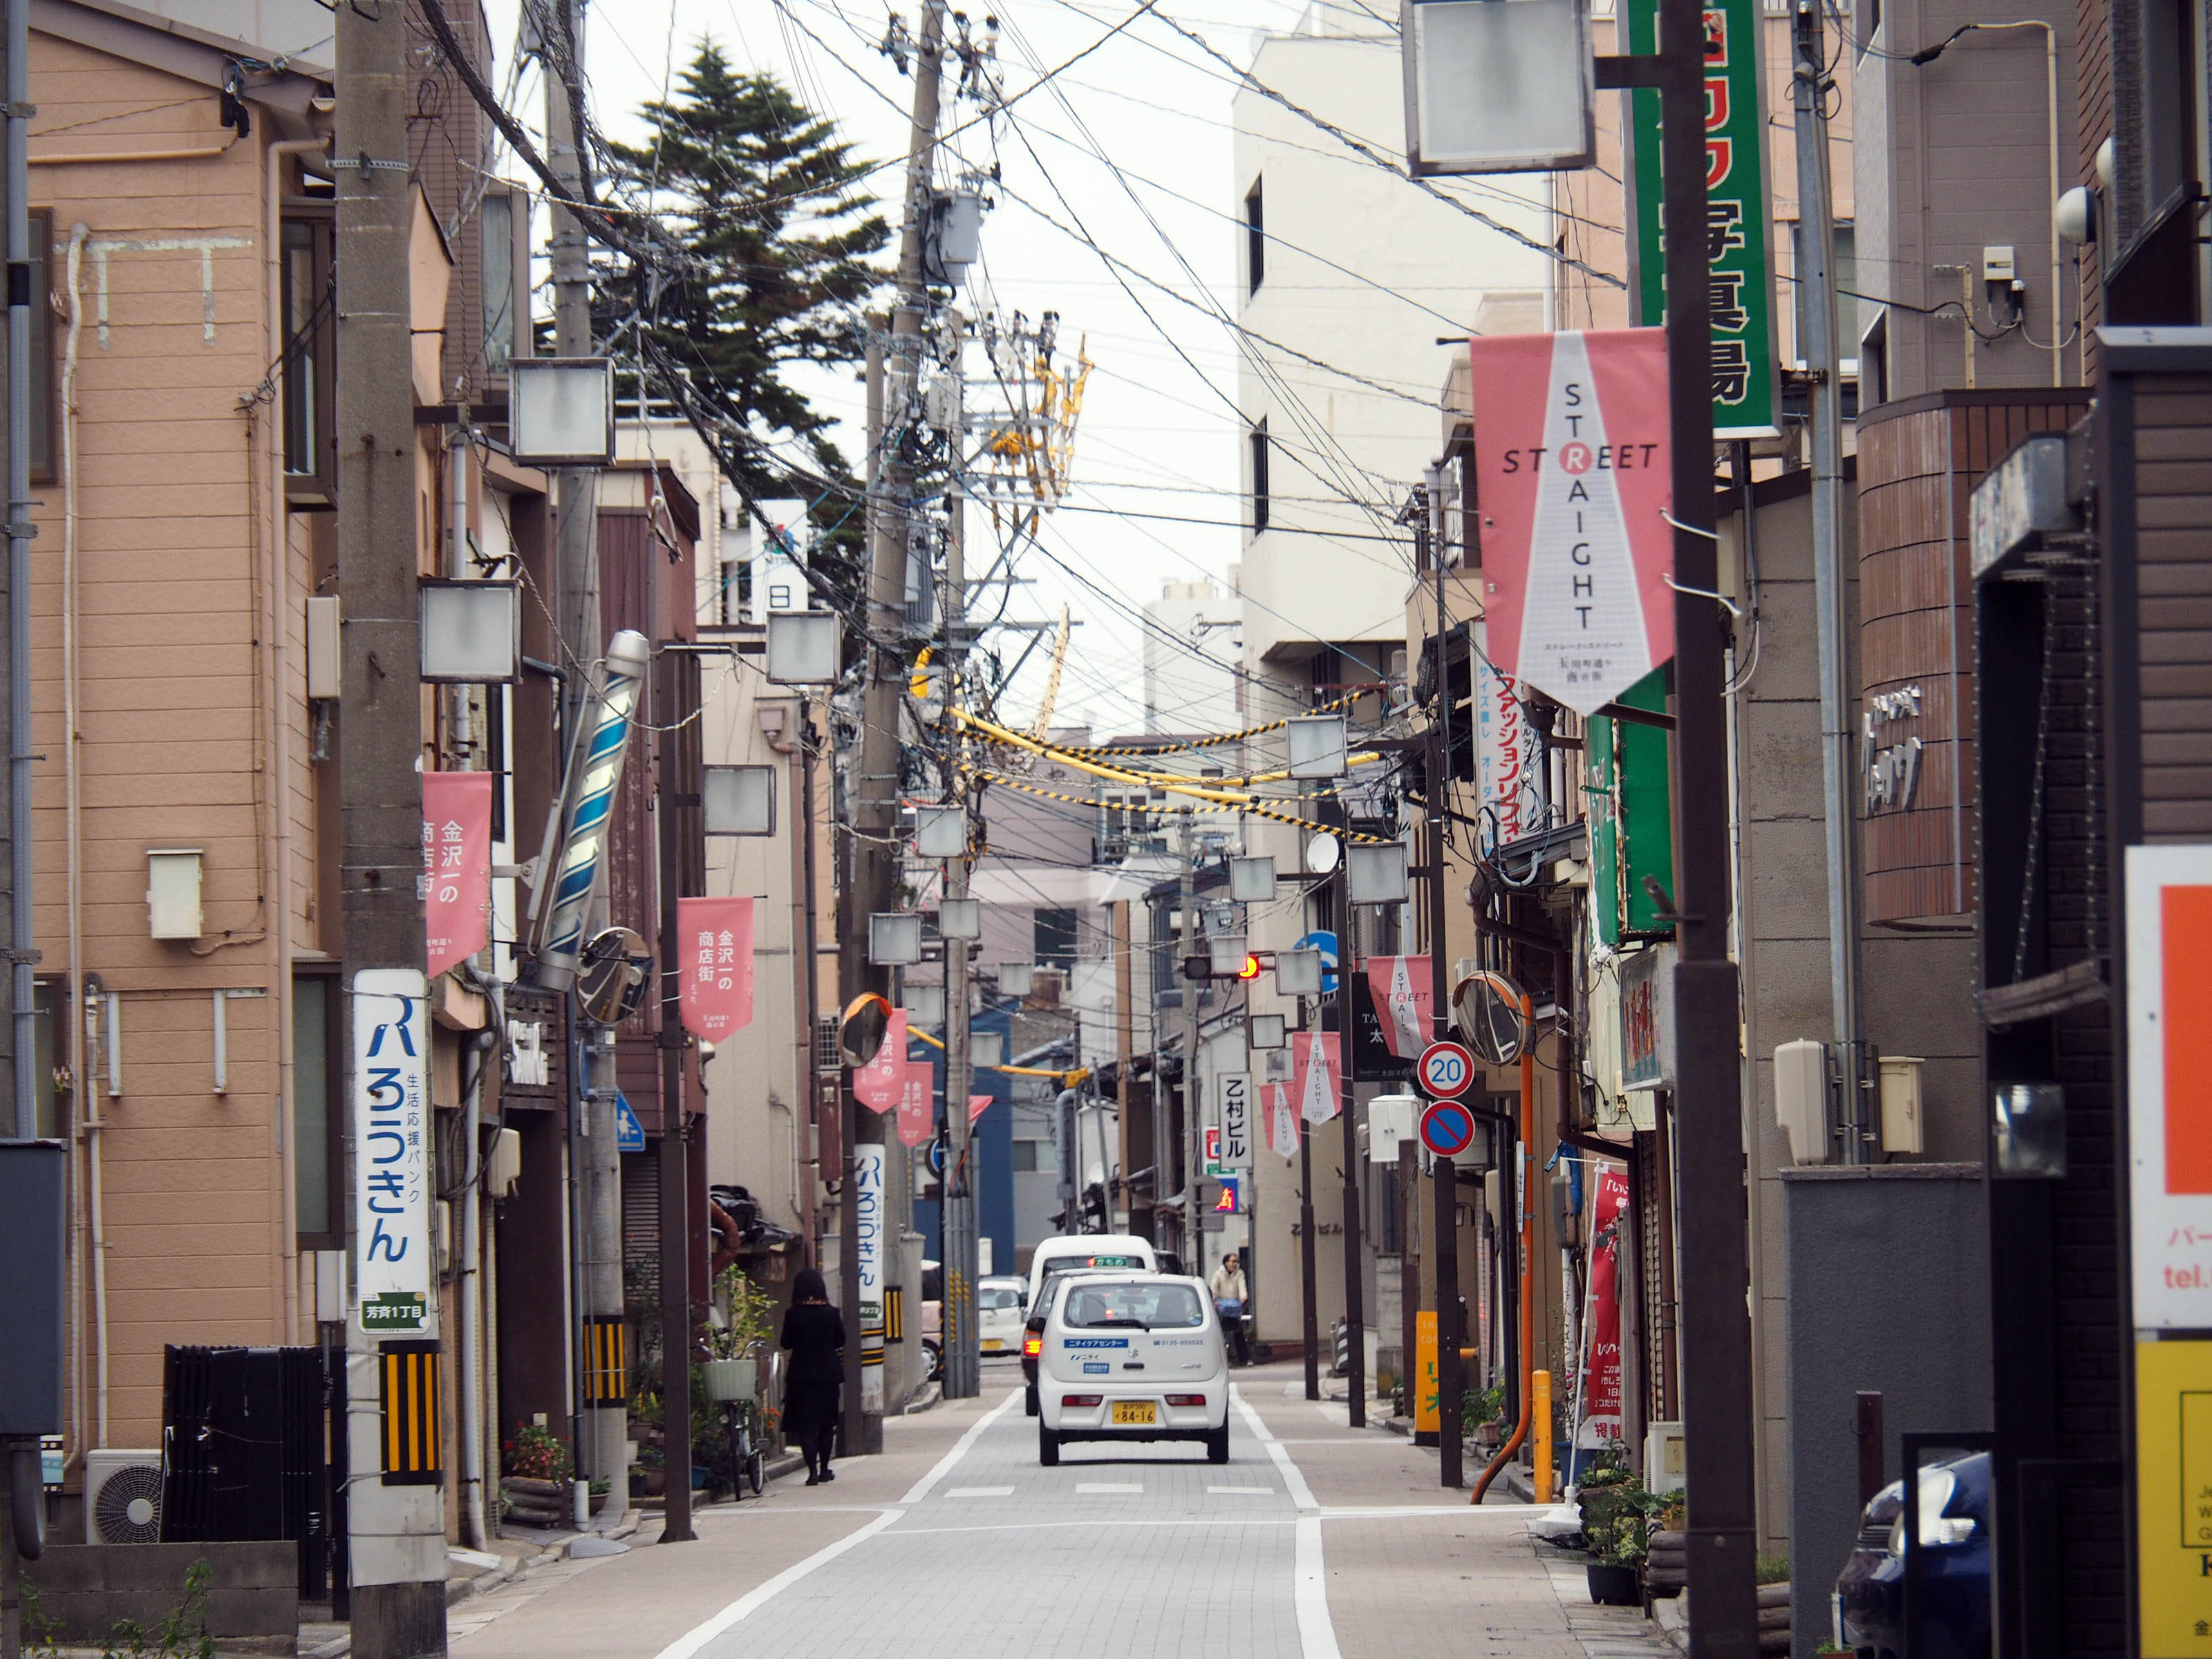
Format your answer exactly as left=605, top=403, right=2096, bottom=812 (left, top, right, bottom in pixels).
left=1141, top=579, right=1242, bottom=735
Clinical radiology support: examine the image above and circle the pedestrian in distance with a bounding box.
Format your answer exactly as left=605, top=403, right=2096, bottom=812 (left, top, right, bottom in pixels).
left=1210, top=1251, right=1251, bottom=1367
left=780, top=1267, right=845, bottom=1485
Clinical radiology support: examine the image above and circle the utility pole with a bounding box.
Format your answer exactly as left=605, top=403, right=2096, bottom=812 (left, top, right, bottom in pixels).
left=334, top=3, right=443, bottom=1653
left=541, top=0, right=625, bottom=1521
left=1791, top=0, right=1866, bottom=1163
left=1423, top=469, right=1463, bottom=1488
left=1299, top=1100, right=1319, bottom=1402
left=940, top=313, right=980, bottom=1403
left=1335, top=870, right=1365, bottom=1428
left=841, top=0, right=946, bottom=1446
left=1177, top=818, right=1201, bottom=1261
left=651, top=659, right=693, bottom=1546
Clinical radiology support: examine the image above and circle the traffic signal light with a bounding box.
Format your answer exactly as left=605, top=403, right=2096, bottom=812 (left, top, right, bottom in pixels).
left=1238, top=954, right=1262, bottom=981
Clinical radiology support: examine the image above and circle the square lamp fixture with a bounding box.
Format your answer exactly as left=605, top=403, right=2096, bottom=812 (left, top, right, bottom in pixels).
left=999, top=962, right=1036, bottom=997
left=765, top=611, right=841, bottom=684
left=703, top=765, right=776, bottom=836
left=1248, top=1013, right=1287, bottom=1051
left=1347, top=841, right=1412, bottom=906
left=906, top=983, right=947, bottom=1028
left=147, top=847, right=205, bottom=940
left=969, top=1030, right=1004, bottom=1069
left=869, top=912, right=923, bottom=967
left=1208, top=933, right=1250, bottom=975
left=1229, top=856, right=1277, bottom=902
left=420, top=580, right=519, bottom=683
left=1403, top=0, right=1594, bottom=176
left=939, top=897, right=981, bottom=940
left=1275, top=948, right=1323, bottom=997
left=915, top=804, right=966, bottom=860
left=507, top=357, right=615, bottom=466
left=1286, top=714, right=1349, bottom=779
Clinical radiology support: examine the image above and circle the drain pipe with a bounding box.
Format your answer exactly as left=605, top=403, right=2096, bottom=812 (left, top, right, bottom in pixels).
left=458, top=1025, right=495, bottom=1548
left=6, top=0, right=31, bottom=1144
left=1472, top=984, right=1537, bottom=1504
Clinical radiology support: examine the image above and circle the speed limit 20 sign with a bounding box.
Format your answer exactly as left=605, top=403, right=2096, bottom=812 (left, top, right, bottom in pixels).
left=1417, top=1040, right=1475, bottom=1099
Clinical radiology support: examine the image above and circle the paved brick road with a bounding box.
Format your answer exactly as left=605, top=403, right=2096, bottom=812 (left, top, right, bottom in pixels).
left=449, top=1358, right=1669, bottom=1659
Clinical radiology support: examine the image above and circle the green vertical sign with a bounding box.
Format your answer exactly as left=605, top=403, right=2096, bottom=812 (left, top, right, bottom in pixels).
left=1584, top=668, right=1676, bottom=946
left=1623, top=0, right=1780, bottom=438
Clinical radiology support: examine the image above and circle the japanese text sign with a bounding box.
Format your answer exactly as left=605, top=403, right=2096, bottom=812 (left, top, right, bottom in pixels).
left=422, top=771, right=493, bottom=978
left=1216, top=1071, right=1253, bottom=1170
left=853, top=1009, right=909, bottom=1114
left=1624, top=0, right=1780, bottom=436
left=676, top=896, right=756, bottom=1041
left=2127, top=846, right=2212, bottom=1329
left=1469, top=329, right=1675, bottom=715
left=353, top=968, right=431, bottom=1335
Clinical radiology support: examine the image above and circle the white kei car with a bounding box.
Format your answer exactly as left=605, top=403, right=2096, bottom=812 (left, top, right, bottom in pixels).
left=1035, top=1273, right=1230, bottom=1466
left=977, top=1275, right=1028, bottom=1358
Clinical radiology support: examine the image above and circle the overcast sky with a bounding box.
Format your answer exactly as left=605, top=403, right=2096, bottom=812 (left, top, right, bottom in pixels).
left=480, top=0, right=1378, bottom=736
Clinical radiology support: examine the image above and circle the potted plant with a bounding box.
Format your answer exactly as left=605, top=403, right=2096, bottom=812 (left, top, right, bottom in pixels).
left=1585, top=1508, right=1647, bottom=1605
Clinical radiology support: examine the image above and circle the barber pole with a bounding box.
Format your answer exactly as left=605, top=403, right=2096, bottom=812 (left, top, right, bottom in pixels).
left=532, top=630, right=652, bottom=992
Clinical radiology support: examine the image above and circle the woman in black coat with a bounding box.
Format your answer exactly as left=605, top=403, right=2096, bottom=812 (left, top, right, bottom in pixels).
left=779, top=1268, right=845, bottom=1485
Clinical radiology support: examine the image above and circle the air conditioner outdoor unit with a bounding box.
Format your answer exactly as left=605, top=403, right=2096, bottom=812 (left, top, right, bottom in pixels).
left=85, top=1447, right=165, bottom=1544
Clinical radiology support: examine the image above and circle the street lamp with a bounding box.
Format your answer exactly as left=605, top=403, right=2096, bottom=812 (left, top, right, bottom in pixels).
left=1286, top=714, right=1348, bottom=778
left=1275, top=948, right=1324, bottom=997
left=507, top=357, right=615, bottom=466
left=999, top=962, right=1035, bottom=997
left=765, top=611, right=841, bottom=684
left=1230, top=855, right=1277, bottom=901
left=915, top=804, right=966, bottom=859
left=938, top=897, right=981, bottom=940
left=419, top=579, right=519, bottom=683
left=1208, top=933, right=1250, bottom=975
left=1347, top=841, right=1412, bottom=906
left=869, top=912, right=922, bottom=966
left=702, top=765, right=776, bottom=836
left=1249, top=1013, right=1287, bottom=1051
left=906, top=983, right=947, bottom=1028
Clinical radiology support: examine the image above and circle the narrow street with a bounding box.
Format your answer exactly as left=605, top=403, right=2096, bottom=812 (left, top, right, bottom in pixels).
left=445, top=1363, right=1669, bottom=1659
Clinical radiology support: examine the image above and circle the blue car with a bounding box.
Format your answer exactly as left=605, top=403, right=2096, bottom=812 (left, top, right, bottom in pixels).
left=1834, top=1451, right=1991, bottom=1659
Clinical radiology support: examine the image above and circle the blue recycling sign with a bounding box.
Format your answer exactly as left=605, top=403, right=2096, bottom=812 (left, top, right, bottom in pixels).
left=614, top=1092, right=646, bottom=1153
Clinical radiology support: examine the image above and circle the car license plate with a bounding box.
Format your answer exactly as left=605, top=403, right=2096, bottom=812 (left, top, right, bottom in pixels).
left=1111, top=1400, right=1157, bottom=1426
left=982, top=1339, right=1003, bottom=1351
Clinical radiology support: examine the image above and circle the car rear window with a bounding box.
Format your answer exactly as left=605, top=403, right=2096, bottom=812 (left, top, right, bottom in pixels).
left=1060, top=1282, right=1206, bottom=1331
left=1040, top=1251, right=1143, bottom=1274
left=978, top=1285, right=1023, bottom=1310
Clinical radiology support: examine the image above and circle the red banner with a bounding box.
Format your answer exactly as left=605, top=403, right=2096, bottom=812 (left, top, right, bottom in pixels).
left=1266, top=1080, right=1299, bottom=1160
left=1577, top=1164, right=1632, bottom=1452
left=1293, top=1031, right=1342, bottom=1125
left=968, top=1093, right=993, bottom=1125
left=1468, top=328, right=1674, bottom=715
left=896, top=1065, right=932, bottom=1148
left=676, top=896, right=755, bottom=1040
left=1365, top=956, right=1434, bottom=1058
left=422, top=771, right=493, bottom=978
left=853, top=1008, right=908, bottom=1114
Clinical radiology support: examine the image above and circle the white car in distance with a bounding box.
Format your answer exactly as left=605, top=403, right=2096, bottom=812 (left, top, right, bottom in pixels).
left=1036, top=1273, right=1229, bottom=1466
left=977, top=1275, right=1027, bottom=1358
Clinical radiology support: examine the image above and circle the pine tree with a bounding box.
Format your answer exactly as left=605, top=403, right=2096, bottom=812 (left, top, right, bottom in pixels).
left=599, top=44, right=890, bottom=593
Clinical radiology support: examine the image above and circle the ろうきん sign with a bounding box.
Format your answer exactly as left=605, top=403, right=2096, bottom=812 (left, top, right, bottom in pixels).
left=355, top=969, right=431, bottom=1335
left=1469, top=329, right=1675, bottom=716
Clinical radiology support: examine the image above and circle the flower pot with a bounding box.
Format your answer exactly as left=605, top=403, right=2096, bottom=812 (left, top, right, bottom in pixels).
left=1586, top=1562, right=1640, bottom=1606
left=632, top=1468, right=666, bottom=1497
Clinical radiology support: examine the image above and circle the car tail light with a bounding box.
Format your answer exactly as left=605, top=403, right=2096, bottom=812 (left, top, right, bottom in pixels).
left=1022, top=1332, right=1043, bottom=1358
left=1061, top=1394, right=1103, bottom=1407
left=1165, top=1394, right=1206, bottom=1407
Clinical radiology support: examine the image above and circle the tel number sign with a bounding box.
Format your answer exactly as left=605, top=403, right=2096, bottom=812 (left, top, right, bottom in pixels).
left=1417, top=1039, right=1475, bottom=1100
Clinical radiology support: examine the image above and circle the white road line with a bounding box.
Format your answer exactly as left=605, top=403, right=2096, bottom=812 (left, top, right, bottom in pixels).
left=946, top=1486, right=1014, bottom=1498
left=1208, top=1485, right=1273, bottom=1494
left=648, top=1508, right=903, bottom=1659
left=1294, top=1515, right=1343, bottom=1659
left=1232, top=1385, right=1318, bottom=1513
left=1075, top=1481, right=1143, bottom=1493
left=899, top=1389, right=1020, bottom=1505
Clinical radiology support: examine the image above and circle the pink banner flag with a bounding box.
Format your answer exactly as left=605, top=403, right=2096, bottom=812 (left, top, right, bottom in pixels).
left=854, top=1008, right=908, bottom=1113
left=422, top=771, right=494, bottom=978
left=968, top=1093, right=993, bottom=1125
left=1266, top=1081, right=1299, bottom=1161
left=676, top=896, right=756, bottom=1040
left=1294, top=1031, right=1342, bottom=1125
left=1366, top=956, right=1434, bottom=1059
left=896, top=1065, right=932, bottom=1148
left=1468, top=328, right=1674, bottom=715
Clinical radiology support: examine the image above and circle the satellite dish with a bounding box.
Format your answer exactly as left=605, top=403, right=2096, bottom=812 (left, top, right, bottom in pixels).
left=1453, top=970, right=1528, bottom=1067
left=1304, top=832, right=1341, bottom=874
left=577, top=927, right=652, bottom=1025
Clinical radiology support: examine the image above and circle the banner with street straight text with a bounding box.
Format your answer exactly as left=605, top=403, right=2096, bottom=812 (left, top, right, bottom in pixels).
left=1622, top=0, right=1781, bottom=437
left=1468, top=328, right=1674, bottom=715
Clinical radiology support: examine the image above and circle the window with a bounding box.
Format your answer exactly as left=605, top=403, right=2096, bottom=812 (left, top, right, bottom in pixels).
left=1245, top=182, right=1264, bottom=294
left=294, top=973, right=343, bottom=1246
left=1789, top=221, right=1857, bottom=369
left=27, top=212, right=52, bottom=482
left=1061, top=1280, right=1206, bottom=1330
left=281, top=214, right=337, bottom=507
left=1013, top=1140, right=1040, bottom=1173
left=1034, top=906, right=1078, bottom=968
left=1249, top=418, right=1270, bottom=534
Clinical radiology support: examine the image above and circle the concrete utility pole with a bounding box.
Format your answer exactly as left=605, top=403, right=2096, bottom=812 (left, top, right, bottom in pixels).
left=542, top=0, right=624, bottom=1517
left=1423, top=469, right=1463, bottom=1488
left=333, top=3, right=444, bottom=1653
left=841, top=0, right=946, bottom=1445
left=1335, top=870, right=1365, bottom=1429
left=941, top=315, right=980, bottom=1403
left=1791, top=0, right=1867, bottom=1163
left=1177, top=818, right=1201, bottom=1259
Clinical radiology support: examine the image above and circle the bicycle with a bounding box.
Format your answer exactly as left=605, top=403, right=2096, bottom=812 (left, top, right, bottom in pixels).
left=724, top=1396, right=765, bottom=1500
